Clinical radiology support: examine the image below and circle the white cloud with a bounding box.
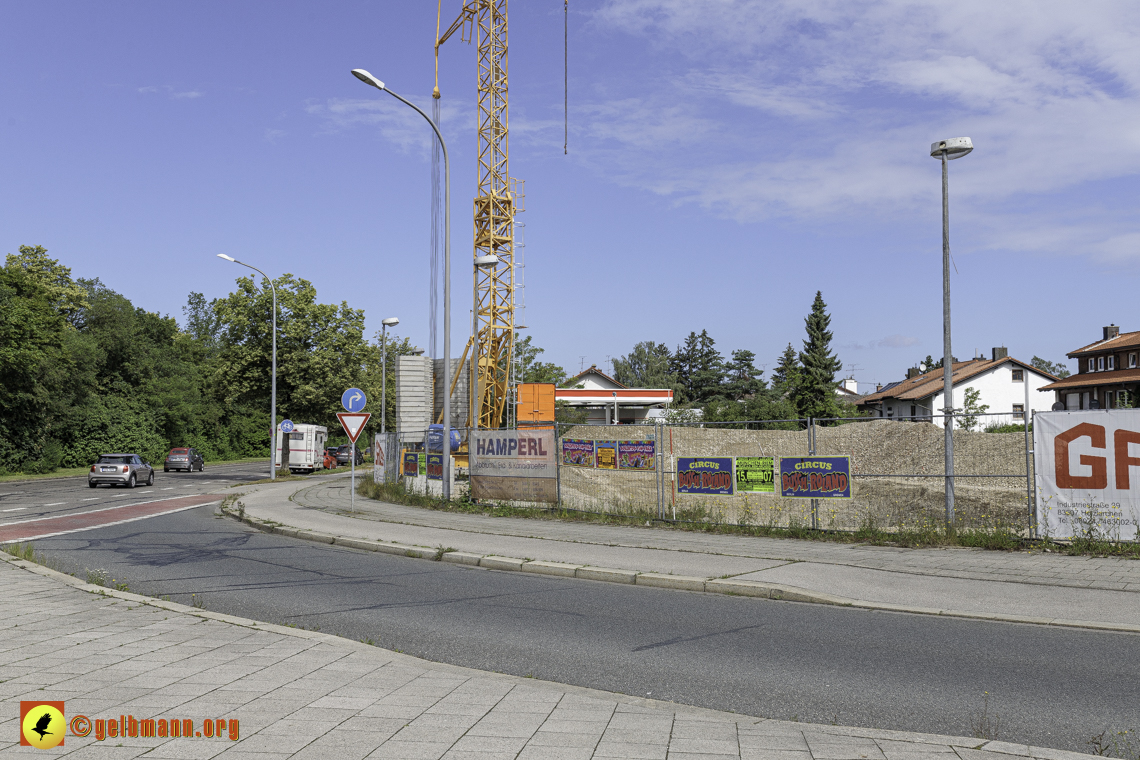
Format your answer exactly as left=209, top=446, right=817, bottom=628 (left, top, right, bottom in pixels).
left=578, top=0, right=1140, bottom=259
left=306, top=95, right=474, bottom=157
left=844, top=334, right=920, bottom=351
left=138, top=85, right=204, bottom=99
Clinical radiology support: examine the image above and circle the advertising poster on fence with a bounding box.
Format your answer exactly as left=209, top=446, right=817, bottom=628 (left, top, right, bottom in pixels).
left=778, top=457, right=851, bottom=499
left=426, top=453, right=443, bottom=481
left=561, top=439, right=595, bottom=468
left=619, top=440, right=656, bottom=470
left=373, top=433, right=386, bottom=484
left=1034, top=410, right=1140, bottom=541
left=596, top=442, right=618, bottom=470
left=403, top=451, right=420, bottom=477
left=469, top=430, right=557, bottom=503
left=735, top=457, right=775, bottom=493
left=677, top=458, right=734, bottom=495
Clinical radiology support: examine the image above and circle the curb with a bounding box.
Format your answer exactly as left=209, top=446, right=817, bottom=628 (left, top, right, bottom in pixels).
left=220, top=506, right=1140, bottom=636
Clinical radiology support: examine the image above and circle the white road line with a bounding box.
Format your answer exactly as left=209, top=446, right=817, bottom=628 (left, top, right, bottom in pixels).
left=82, top=498, right=99, bottom=501
left=160, top=487, right=174, bottom=491
left=44, top=502, right=65, bottom=507
left=2, top=507, right=27, bottom=512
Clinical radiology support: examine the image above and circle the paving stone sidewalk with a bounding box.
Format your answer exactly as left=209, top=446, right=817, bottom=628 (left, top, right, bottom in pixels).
left=0, top=557, right=1089, bottom=759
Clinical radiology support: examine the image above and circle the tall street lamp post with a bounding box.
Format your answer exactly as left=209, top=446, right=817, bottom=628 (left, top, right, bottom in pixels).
left=216, top=254, right=278, bottom=481
left=352, top=69, right=452, bottom=500
left=929, top=136, right=973, bottom=528
left=380, top=317, right=400, bottom=436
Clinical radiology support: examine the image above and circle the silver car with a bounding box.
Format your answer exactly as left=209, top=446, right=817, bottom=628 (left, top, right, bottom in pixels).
left=88, top=453, right=155, bottom=488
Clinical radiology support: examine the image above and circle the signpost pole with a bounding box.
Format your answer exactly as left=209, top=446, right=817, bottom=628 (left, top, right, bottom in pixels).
left=351, top=441, right=355, bottom=514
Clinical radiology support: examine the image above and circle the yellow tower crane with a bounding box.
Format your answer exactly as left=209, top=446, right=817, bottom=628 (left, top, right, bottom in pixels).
left=434, top=1, right=519, bottom=430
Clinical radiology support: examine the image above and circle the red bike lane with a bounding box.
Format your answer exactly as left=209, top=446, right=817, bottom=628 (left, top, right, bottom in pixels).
left=0, top=494, right=223, bottom=543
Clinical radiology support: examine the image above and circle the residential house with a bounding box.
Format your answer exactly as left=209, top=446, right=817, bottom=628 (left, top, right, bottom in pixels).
left=555, top=365, right=674, bottom=425
left=1039, top=325, right=1140, bottom=409
left=858, top=348, right=1057, bottom=427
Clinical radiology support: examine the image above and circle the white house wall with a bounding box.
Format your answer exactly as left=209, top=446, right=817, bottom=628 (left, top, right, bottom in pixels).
left=927, top=364, right=1055, bottom=429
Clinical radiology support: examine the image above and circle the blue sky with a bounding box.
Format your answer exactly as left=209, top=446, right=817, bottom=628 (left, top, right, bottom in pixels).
left=4, top=1, right=1139, bottom=391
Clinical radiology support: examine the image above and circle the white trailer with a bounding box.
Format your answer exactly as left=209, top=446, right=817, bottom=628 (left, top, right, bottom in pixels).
left=275, top=424, right=328, bottom=474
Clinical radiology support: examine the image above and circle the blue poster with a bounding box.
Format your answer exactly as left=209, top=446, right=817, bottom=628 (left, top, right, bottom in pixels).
left=778, top=457, right=851, bottom=499
left=676, top=457, right=734, bottom=495
left=426, top=453, right=444, bottom=480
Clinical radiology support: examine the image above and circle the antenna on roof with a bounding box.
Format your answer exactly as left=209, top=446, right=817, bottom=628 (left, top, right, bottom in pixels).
left=579, top=355, right=586, bottom=372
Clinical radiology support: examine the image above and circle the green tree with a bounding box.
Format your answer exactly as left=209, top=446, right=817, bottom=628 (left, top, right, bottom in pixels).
left=1031, top=356, right=1070, bottom=379
left=723, top=349, right=765, bottom=401
left=791, top=291, right=842, bottom=419
left=671, top=330, right=725, bottom=404
left=956, top=387, right=990, bottom=431
left=513, top=333, right=568, bottom=386
left=5, top=245, right=89, bottom=326
left=213, top=274, right=370, bottom=433
left=771, top=343, right=800, bottom=399
left=613, top=341, right=675, bottom=389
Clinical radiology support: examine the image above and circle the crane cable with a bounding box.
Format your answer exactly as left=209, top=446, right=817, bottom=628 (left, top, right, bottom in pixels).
left=564, top=0, right=568, bottom=155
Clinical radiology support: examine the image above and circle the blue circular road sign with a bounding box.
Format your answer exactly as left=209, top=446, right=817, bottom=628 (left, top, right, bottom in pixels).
left=280, top=420, right=295, bottom=433
left=341, top=388, right=367, bottom=412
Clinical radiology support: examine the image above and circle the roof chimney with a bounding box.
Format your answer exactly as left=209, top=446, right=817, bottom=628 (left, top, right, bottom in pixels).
left=876, top=383, right=882, bottom=392
left=906, top=367, right=920, bottom=379
left=1104, top=324, right=1120, bottom=341
left=991, top=346, right=1008, bottom=361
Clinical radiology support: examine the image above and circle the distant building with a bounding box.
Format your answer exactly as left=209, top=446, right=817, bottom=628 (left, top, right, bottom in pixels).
left=858, top=347, right=1056, bottom=426
left=555, top=365, right=674, bottom=425
left=835, top=377, right=863, bottom=403
left=1039, top=324, right=1140, bottom=409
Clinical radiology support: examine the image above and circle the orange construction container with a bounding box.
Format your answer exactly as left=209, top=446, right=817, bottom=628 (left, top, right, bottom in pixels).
left=517, top=383, right=555, bottom=429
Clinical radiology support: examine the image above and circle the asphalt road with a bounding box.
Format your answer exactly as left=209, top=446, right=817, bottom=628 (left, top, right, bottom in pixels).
left=28, top=505, right=1139, bottom=754
left=0, top=462, right=272, bottom=526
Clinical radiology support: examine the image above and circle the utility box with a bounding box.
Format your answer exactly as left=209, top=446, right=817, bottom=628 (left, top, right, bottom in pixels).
left=517, top=383, right=556, bottom=429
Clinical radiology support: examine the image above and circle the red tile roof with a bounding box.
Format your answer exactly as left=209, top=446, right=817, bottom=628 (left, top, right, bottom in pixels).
left=859, top=357, right=1055, bottom=404
left=1068, top=330, right=1140, bottom=357
left=1039, top=367, right=1140, bottom=391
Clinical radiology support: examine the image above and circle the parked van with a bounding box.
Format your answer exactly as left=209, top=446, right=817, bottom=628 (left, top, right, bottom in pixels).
left=275, top=424, right=329, bottom=474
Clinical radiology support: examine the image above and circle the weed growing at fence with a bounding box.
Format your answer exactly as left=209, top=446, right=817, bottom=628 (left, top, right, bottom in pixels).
left=357, top=477, right=1140, bottom=555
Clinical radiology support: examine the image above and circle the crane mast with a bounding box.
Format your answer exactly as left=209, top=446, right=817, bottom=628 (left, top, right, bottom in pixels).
left=436, top=0, right=517, bottom=430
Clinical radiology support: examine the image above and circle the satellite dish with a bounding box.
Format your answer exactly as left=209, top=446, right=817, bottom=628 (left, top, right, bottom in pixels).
left=1051, top=402, right=1064, bottom=411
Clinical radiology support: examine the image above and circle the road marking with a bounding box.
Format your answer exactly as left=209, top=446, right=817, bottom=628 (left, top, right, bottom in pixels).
left=2, top=507, right=27, bottom=512
left=160, top=487, right=174, bottom=491
left=44, top=502, right=65, bottom=506
left=0, top=494, right=222, bottom=542
left=82, top=498, right=99, bottom=501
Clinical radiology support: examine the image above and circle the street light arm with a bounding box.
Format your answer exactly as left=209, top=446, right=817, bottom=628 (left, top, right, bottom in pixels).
left=381, top=87, right=450, bottom=169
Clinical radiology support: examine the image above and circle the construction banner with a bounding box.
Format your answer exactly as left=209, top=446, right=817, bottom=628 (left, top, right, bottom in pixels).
left=1034, top=410, right=1140, bottom=541
left=618, top=440, right=656, bottom=471
left=426, top=454, right=444, bottom=481
left=469, top=430, right=557, bottom=503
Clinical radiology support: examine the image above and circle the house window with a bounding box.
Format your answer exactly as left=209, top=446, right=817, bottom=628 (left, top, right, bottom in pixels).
left=1131, top=353, right=1137, bottom=369
left=1011, top=369, right=1024, bottom=382
left=1089, top=358, right=1096, bottom=372
left=1013, top=403, right=1024, bottom=421
left=1098, top=356, right=1105, bottom=371
left=910, top=405, right=916, bottom=417
left=1108, top=355, right=1115, bottom=371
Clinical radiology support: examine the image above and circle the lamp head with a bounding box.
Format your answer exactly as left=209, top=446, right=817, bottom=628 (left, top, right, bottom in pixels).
left=930, top=137, right=973, bottom=160
left=382, top=317, right=400, bottom=327
left=351, top=69, right=385, bottom=91
left=216, top=254, right=236, bottom=262
left=474, top=254, right=500, bottom=267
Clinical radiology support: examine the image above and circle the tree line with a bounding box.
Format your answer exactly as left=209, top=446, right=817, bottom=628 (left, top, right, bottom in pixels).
left=0, top=246, right=416, bottom=474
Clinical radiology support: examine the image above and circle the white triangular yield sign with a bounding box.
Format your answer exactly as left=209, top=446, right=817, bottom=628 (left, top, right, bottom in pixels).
left=337, top=412, right=371, bottom=444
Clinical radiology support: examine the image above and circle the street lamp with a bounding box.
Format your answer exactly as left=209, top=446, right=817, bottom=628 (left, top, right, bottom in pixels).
left=352, top=68, right=453, bottom=500
left=380, top=317, right=399, bottom=436
left=216, top=254, right=278, bottom=480
left=930, top=136, right=973, bottom=527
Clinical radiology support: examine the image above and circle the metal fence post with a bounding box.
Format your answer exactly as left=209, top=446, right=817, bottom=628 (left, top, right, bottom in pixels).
left=809, top=417, right=819, bottom=530
left=555, top=422, right=562, bottom=510
left=1026, top=408, right=1036, bottom=539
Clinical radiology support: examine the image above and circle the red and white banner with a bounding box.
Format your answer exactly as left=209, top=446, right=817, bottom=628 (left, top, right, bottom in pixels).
left=1034, top=410, right=1140, bottom=541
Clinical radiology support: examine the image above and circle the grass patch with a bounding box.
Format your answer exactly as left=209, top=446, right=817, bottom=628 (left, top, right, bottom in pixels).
left=2, top=542, right=69, bottom=573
